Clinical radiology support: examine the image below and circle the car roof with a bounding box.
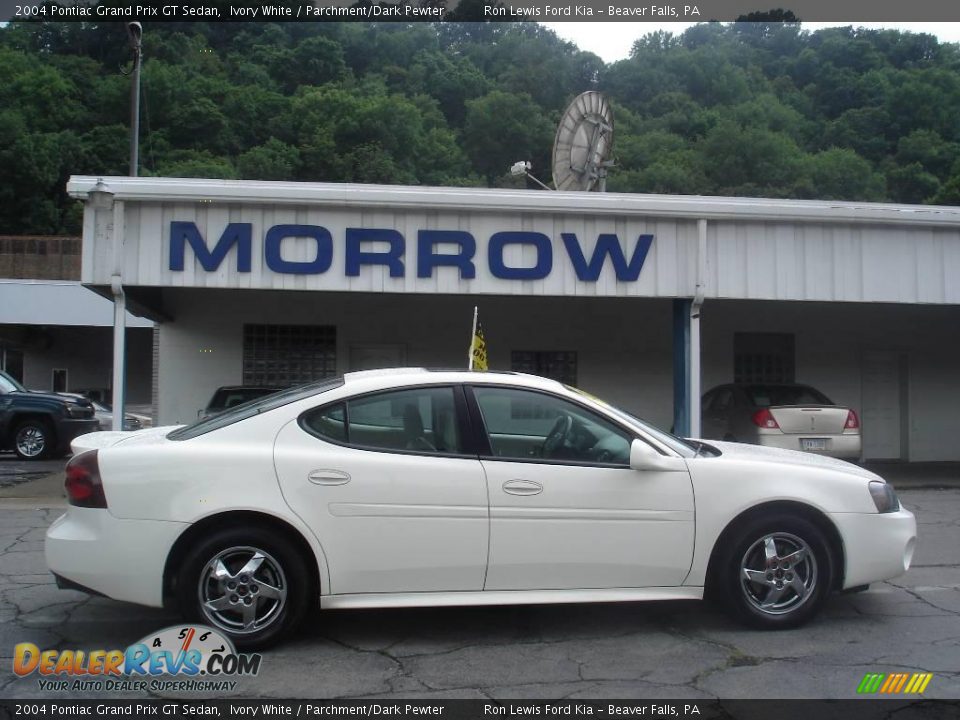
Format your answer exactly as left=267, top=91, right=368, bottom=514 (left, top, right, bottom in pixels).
left=342, top=367, right=566, bottom=392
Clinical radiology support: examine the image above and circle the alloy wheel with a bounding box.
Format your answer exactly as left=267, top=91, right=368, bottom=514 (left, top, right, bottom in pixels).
left=197, top=545, right=288, bottom=635
left=15, top=426, right=46, bottom=458
left=739, top=532, right=818, bottom=616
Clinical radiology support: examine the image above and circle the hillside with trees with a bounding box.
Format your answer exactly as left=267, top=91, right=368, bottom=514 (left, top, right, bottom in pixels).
left=3, top=19, right=960, bottom=235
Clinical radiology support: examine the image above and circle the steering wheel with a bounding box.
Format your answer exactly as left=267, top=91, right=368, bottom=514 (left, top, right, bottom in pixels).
left=541, top=414, right=573, bottom=458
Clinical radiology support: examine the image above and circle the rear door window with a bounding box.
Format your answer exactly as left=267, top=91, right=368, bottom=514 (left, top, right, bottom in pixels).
left=301, top=386, right=464, bottom=455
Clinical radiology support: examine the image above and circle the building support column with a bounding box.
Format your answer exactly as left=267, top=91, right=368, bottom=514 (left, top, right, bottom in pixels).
left=673, top=218, right=707, bottom=439
left=672, top=298, right=692, bottom=437
left=110, top=196, right=126, bottom=431
left=111, top=275, right=126, bottom=431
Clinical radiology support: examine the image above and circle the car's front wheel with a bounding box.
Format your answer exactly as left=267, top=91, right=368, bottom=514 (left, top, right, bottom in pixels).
left=176, top=527, right=312, bottom=649
left=13, top=419, right=53, bottom=460
left=718, top=514, right=834, bottom=629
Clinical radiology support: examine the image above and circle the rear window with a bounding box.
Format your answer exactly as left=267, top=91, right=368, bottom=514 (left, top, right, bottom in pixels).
left=207, top=387, right=281, bottom=412
left=168, top=378, right=344, bottom=441
left=744, top=385, right=832, bottom=407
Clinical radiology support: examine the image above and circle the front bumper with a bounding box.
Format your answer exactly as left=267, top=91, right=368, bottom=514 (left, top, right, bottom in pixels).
left=755, top=432, right=861, bottom=460
left=56, top=419, right=100, bottom=454
left=45, top=507, right=188, bottom=607
left=829, top=506, right=917, bottom=589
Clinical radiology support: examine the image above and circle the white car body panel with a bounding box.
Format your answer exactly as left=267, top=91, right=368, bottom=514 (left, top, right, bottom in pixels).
left=683, top=440, right=888, bottom=588
left=274, top=418, right=489, bottom=595
left=321, top=586, right=704, bottom=610
left=45, top=506, right=186, bottom=606
left=47, top=369, right=916, bottom=623
left=483, top=459, right=695, bottom=590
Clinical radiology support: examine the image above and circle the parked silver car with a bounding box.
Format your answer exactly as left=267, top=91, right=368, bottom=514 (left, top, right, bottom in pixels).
left=58, top=393, right=150, bottom=431
left=701, top=383, right=861, bottom=460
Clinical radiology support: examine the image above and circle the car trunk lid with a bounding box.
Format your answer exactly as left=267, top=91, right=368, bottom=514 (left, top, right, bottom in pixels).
left=71, top=426, right=182, bottom=454
left=769, top=406, right=850, bottom=434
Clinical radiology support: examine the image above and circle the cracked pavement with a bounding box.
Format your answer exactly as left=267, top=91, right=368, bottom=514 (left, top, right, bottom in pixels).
left=0, top=490, right=957, bottom=700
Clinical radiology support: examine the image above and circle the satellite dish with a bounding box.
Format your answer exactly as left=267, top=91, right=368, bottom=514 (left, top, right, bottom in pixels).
left=552, top=91, right=614, bottom=192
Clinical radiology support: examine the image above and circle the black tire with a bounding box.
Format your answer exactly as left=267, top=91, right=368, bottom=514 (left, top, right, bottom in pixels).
left=13, top=418, right=54, bottom=460
left=176, top=526, right=313, bottom=650
left=716, top=513, right=834, bottom=630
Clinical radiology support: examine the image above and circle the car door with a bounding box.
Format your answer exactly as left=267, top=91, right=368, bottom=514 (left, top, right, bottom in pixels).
left=273, top=385, right=489, bottom=595
left=468, top=385, right=695, bottom=591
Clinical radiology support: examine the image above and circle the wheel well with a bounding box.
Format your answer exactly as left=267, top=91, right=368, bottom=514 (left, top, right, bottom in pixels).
left=705, top=501, right=846, bottom=594
left=6, top=413, right=56, bottom=445
left=162, top=511, right=320, bottom=609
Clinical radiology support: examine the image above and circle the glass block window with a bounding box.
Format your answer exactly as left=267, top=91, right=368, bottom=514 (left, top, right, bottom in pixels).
left=734, top=333, right=795, bottom=384
left=243, top=324, right=336, bottom=387
left=510, top=351, right=577, bottom=386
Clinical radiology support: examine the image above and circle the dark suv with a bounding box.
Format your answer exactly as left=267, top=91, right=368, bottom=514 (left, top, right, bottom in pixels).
left=0, top=371, right=99, bottom=460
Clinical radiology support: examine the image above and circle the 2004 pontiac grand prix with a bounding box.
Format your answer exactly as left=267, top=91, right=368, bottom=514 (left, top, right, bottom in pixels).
left=46, top=369, right=916, bottom=648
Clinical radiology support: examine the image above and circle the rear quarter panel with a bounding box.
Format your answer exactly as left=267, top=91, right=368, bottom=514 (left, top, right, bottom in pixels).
left=93, top=410, right=332, bottom=589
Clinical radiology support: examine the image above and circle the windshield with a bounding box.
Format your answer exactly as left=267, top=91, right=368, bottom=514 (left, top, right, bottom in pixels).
left=0, top=372, right=26, bottom=393
left=168, top=378, right=344, bottom=441
left=565, top=385, right=697, bottom=458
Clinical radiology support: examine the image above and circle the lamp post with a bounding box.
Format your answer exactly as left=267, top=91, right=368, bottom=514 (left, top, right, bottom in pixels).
left=127, top=22, right=142, bottom=176
left=108, top=23, right=141, bottom=430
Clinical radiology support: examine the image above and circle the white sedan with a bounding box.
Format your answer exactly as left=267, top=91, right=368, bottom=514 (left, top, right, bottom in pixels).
left=46, top=369, right=916, bottom=648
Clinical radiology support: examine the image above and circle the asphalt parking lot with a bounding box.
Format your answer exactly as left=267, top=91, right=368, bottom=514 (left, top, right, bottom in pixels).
left=0, top=457, right=958, bottom=700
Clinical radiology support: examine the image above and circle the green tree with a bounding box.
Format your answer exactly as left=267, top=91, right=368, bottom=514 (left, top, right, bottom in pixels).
left=237, top=139, right=300, bottom=180
left=463, top=90, right=553, bottom=183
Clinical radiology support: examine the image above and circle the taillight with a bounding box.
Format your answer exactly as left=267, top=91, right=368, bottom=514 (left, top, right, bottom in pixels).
left=752, top=408, right=780, bottom=429
left=845, top=409, right=860, bottom=430
left=65, top=450, right=107, bottom=508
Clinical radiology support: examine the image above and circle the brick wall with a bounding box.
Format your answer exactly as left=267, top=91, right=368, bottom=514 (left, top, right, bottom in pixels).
left=0, top=236, right=81, bottom=280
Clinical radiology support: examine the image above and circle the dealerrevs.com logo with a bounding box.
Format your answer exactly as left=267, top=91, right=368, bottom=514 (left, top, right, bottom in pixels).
left=13, top=625, right=262, bottom=693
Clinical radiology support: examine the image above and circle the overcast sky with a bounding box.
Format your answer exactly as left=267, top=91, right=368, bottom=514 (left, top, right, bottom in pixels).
left=542, top=22, right=960, bottom=63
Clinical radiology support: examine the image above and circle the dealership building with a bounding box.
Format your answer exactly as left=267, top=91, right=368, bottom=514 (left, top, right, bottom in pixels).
left=66, top=176, right=960, bottom=461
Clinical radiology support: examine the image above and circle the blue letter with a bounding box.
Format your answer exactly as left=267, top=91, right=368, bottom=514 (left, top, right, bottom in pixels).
left=169, top=222, right=252, bottom=273
left=265, top=224, right=333, bottom=275
left=488, top=232, right=552, bottom=280
left=417, top=231, right=476, bottom=279
left=123, top=644, right=150, bottom=675
left=345, top=229, right=405, bottom=278
left=561, top=233, right=654, bottom=282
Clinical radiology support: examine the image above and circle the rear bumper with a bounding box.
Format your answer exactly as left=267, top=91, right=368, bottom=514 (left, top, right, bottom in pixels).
left=829, top=507, right=917, bottom=588
left=754, top=432, right=861, bottom=460
left=45, top=507, right=187, bottom=607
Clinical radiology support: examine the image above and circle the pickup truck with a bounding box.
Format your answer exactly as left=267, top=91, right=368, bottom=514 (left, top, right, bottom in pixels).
left=0, top=370, right=99, bottom=460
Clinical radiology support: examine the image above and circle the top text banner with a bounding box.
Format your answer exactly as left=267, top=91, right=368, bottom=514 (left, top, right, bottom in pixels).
left=5, top=0, right=960, bottom=22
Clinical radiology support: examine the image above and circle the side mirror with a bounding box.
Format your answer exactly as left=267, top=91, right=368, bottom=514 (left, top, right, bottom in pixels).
left=630, top=438, right=687, bottom=473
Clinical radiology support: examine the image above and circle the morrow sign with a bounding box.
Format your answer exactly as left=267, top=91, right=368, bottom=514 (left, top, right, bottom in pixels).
left=169, top=222, right=655, bottom=282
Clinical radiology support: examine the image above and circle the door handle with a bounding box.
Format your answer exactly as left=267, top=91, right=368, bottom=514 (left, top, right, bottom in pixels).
left=308, top=469, right=351, bottom=486
left=502, top=479, right=543, bottom=496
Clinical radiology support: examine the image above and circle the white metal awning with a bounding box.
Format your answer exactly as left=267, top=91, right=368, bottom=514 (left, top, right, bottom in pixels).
left=0, top=280, right=153, bottom=327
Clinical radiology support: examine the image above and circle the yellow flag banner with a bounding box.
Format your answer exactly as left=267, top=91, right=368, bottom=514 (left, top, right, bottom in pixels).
left=470, top=321, right=488, bottom=371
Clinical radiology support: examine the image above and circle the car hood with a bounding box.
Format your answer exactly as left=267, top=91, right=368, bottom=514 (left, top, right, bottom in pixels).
left=702, top=439, right=883, bottom=482
left=15, top=390, right=79, bottom=405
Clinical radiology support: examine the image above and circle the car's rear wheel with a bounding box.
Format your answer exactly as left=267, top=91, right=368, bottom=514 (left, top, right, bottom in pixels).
left=176, top=527, right=312, bottom=649
left=14, top=419, right=53, bottom=460
left=718, top=514, right=834, bottom=629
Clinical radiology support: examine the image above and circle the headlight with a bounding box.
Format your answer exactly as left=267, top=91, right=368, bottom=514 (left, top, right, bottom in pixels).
left=64, top=403, right=92, bottom=419
left=869, top=481, right=900, bottom=513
